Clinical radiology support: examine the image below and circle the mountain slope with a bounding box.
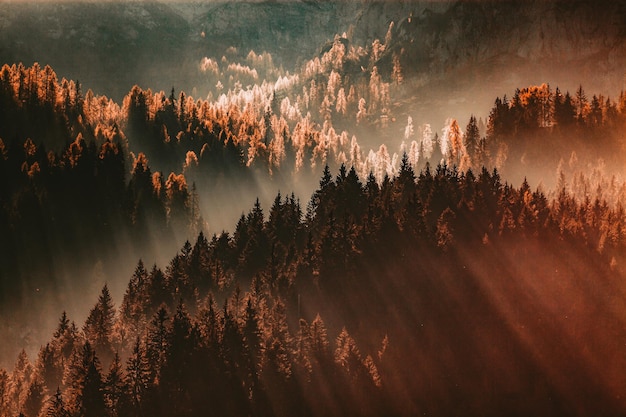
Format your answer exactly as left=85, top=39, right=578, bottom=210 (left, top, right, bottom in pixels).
left=1, top=0, right=624, bottom=104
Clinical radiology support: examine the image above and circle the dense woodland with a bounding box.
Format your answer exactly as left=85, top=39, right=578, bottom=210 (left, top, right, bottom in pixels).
left=1, top=53, right=626, bottom=417
left=2, top=64, right=625, bottom=298
left=2, top=2, right=626, bottom=415
left=1, top=151, right=626, bottom=416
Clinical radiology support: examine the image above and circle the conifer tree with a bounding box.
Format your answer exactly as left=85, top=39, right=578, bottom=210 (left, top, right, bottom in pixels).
left=22, top=376, right=45, bottom=417
left=147, top=265, right=169, bottom=315
left=145, top=306, right=170, bottom=386
left=43, top=388, right=69, bottom=417
left=8, top=349, right=32, bottom=416
left=125, top=339, right=150, bottom=416
left=64, top=342, right=106, bottom=417
left=0, top=370, right=8, bottom=417
left=52, top=312, right=80, bottom=365
left=35, top=343, right=63, bottom=397
left=465, top=115, right=480, bottom=166
left=436, top=207, right=456, bottom=250
left=334, top=328, right=363, bottom=381
left=103, top=353, right=127, bottom=417
left=166, top=254, right=195, bottom=308
left=189, top=232, right=212, bottom=292
left=118, top=259, right=149, bottom=352
left=83, top=285, right=116, bottom=367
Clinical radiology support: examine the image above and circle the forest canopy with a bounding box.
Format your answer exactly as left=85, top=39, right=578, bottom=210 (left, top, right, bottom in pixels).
left=1, top=148, right=625, bottom=415
left=1, top=7, right=626, bottom=413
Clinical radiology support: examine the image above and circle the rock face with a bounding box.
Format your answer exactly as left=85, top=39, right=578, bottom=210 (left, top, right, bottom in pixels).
left=0, top=2, right=192, bottom=100
left=0, top=0, right=624, bottom=100
left=388, top=0, right=626, bottom=94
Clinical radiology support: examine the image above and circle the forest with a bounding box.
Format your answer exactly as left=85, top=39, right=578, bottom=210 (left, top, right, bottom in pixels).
left=0, top=63, right=625, bottom=416
left=1, top=149, right=626, bottom=416
left=1, top=4, right=626, bottom=414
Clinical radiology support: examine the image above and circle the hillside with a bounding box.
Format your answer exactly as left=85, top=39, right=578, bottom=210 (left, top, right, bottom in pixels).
left=0, top=2, right=626, bottom=415
left=1, top=1, right=624, bottom=105
left=1, top=161, right=625, bottom=416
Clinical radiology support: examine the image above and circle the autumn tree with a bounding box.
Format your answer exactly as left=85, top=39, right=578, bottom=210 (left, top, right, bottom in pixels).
left=8, top=349, right=32, bottom=416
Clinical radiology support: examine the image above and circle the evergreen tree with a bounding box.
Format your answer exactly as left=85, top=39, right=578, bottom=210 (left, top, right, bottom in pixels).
left=166, top=254, right=195, bottom=308
left=436, top=207, right=456, bottom=250
left=0, top=369, right=9, bottom=417
left=465, top=115, right=480, bottom=166
left=145, top=306, right=170, bottom=386
left=554, top=88, right=576, bottom=127
left=242, top=297, right=262, bottom=400
left=239, top=198, right=269, bottom=279
left=52, top=313, right=80, bottom=367
left=64, top=342, right=106, bottom=417
left=83, top=285, right=116, bottom=368
left=189, top=231, right=212, bottom=292
left=125, top=339, right=150, bottom=416
left=103, top=353, right=127, bottom=417
left=35, top=343, right=63, bottom=397
left=22, top=376, right=45, bottom=417
left=8, top=349, right=32, bottom=416
left=147, top=265, right=170, bottom=315
left=118, top=259, right=149, bottom=353
left=575, top=84, right=588, bottom=124
left=43, top=388, right=69, bottom=417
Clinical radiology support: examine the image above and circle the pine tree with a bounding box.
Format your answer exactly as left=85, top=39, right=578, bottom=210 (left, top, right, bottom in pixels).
left=166, top=253, right=195, bottom=308
left=444, top=118, right=465, bottom=168
left=436, top=207, right=456, bottom=250
left=165, top=172, right=191, bottom=233
left=35, top=343, right=63, bottom=397
left=554, top=88, right=576, bottom=127
left=43, top=388, right=69, bottom=417
left=259, top=299, right=295, bottom=417
left=160, top=301, right=197, bottom=417
left=293, top=318, right=312, bottom=381
left=465, top=115, right=480, bottom=166
left=242, top=297, right=262, bottom=398
left=125, top=339, right=150, bottom=416
left=104, top=353, right=127, bottom=417
left=239, top=198, right=269, bottom=278
left=65, top=342, right=106, bottom=417
left=147, top=265, right=169, bottom=314
left=145, top=306, right=170, bottom=386
left=0, top=369, right=9, bottom=417
left=575, top=84, right=588, bottom=124
left=334, top=327, right=363, bottom=381
left=118, top=259, right=149, bottom=353
left=22, top=376, right=45, bottom=417
left=52, top=312, right=80, bottom=364
left=189, top=231, right=212, bottom=292
left=83, top=284, right=116, bottom=368
left=8, top=349, right=32, bottom=416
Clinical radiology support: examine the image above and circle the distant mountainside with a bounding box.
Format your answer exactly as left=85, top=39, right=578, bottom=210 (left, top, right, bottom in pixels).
left=0, top=1, right=623, bottom=103
left=0, top=1, right=192, bottom=100
left=387, top=0, right=626, bottom=93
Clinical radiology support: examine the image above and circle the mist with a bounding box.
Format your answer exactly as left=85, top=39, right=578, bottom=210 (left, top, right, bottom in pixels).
left=0, top=1, right=625, bottom=415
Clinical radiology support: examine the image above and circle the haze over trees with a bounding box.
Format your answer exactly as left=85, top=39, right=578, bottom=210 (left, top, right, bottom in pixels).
left=1, top=1, right=626, bottom=416
left=1, top=157, right=625, bottom=416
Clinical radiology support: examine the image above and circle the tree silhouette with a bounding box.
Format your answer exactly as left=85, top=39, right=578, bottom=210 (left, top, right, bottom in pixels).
left=83, top=285, right=116, bottom=368
left=65, top=342, right=106, bottom=417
